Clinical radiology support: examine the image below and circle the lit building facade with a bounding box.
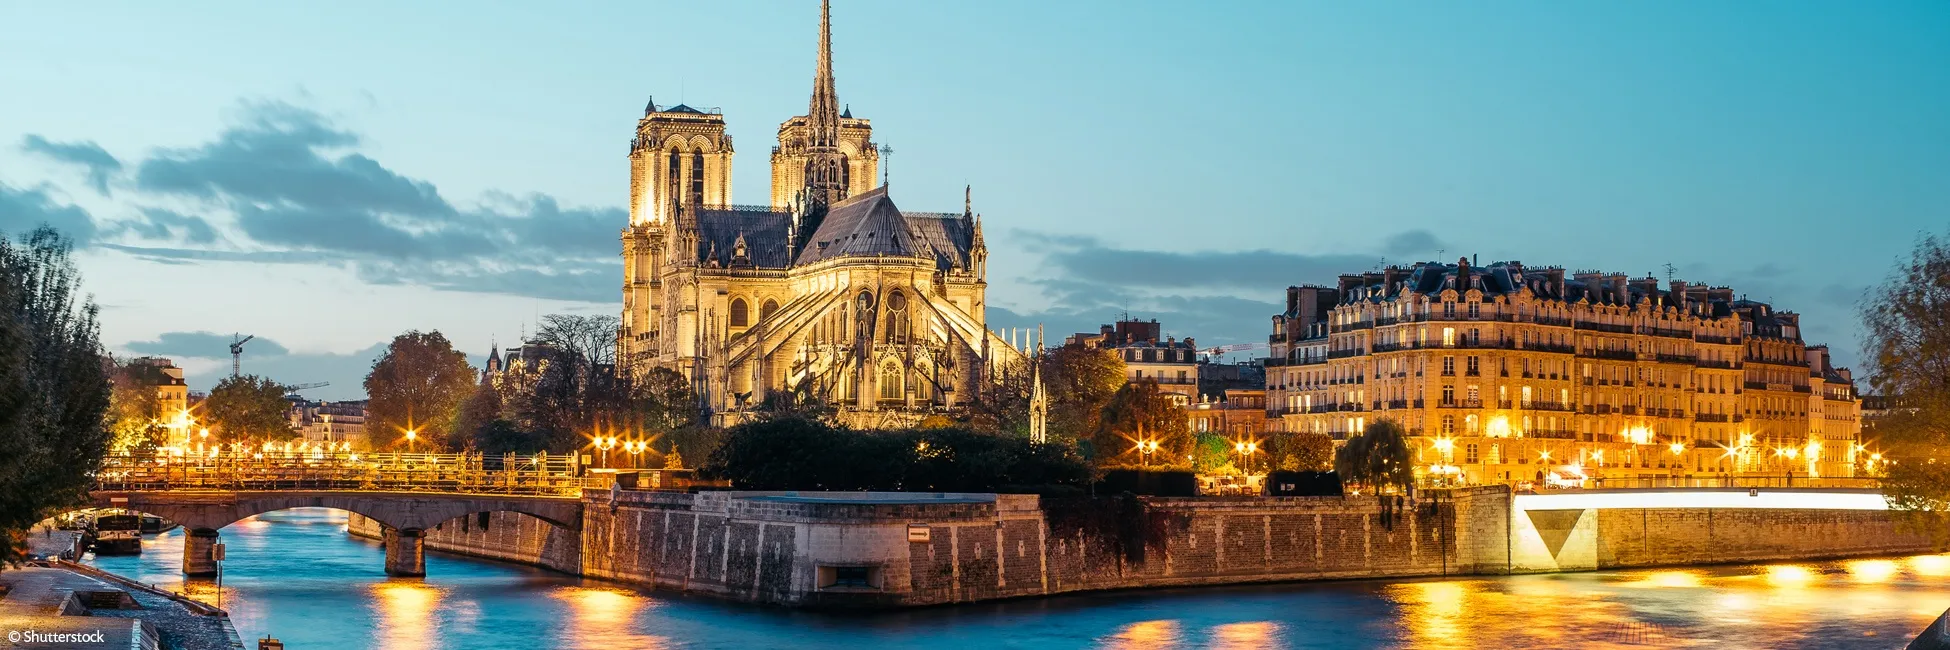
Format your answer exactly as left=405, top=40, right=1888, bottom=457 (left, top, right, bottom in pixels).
left=1065, top=319, right=1199, bottom=405
left=617, top=1, right=1003, bottom=426
left=127, top=357, right=191, bottom=446
left=1265, top=259, right=1862, bottom=485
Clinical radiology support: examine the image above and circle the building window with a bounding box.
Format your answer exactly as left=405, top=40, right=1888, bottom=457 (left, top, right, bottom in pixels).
left=729, top=298, right=749, bottom=327
left=1466, top=443, right=1479, bottom=464
left=690, top=151, right=705, bottom=207
left=1442, top=386, right=1455, bottom=406
left=1442, top=327, right=1456, bottom=347
left=1442, top=356, right=1455, bottom=376
left=1442, top=415, right=1455, bottom=435
left=879, top=361, right=903, bottom=400
left=761, top=299, right=780, bottom=320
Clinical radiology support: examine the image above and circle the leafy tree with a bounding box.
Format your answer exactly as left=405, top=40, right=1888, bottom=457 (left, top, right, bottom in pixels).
left=203, top=374, right=294, bottom=443
left=472, top=419, right=548, bottom=456
left=365, top=330, right=475, bottom=450
left=1046, top=345, right=1126, bottom=440
left=663, top=446, right=685, bottom=470
left=1091, top=379, right=1192, bottom=470
left=1277, top=432, right=1335, bottom=472
left=453, top=380, right=504, bottom=451
left=1192, top=432, right=1239, bottom=475
left=699, top=417, right=1088, bottom=493
left=1863, top=232, right=1950, bottom=544
left=0, top=227, right=112, bottom=568
left=105, top=358, right=166, bottom=452
left=1335, top=419, right=1414, bottom=528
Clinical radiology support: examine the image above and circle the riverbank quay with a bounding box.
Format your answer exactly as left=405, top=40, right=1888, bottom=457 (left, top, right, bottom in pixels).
left=0, top=560, right=243, bottom=650
left=348, top=485, right=1932, bottom=609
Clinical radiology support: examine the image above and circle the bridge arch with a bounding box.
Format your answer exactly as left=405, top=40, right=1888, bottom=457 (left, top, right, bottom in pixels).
left=84, top=490, right=584, bottom=578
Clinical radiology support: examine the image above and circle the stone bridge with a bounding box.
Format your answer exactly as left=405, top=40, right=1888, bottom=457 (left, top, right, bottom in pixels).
left=86, top=490, right=584, bottom=577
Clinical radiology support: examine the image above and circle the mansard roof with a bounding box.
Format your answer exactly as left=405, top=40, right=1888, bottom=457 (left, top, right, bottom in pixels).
left=792, top=186, right=972, bottom=270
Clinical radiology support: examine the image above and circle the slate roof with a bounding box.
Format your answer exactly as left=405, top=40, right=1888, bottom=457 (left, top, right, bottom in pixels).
left=694, top=208, right=793, bottom=269
left=791, top=186, right=973, bottom=270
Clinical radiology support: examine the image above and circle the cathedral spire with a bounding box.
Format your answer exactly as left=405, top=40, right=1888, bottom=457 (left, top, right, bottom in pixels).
left=643, top=95, right=656, bottom=115
left=798, top=0, right=848, bottom=216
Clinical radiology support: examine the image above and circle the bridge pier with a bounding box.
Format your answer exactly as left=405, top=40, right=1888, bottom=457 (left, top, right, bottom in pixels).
left=384, top=527, right=425, bottom=577
left=182, top=528, right=219, bottom=576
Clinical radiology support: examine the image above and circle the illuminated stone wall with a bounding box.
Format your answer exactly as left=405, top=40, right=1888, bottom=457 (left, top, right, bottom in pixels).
left=346, top=486, right=1924, bottom=608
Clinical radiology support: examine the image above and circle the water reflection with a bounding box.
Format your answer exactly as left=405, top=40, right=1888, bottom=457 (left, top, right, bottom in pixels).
left=370, top=582, right=440, bottom=650
left=81, top=508, right=1950, bottom=650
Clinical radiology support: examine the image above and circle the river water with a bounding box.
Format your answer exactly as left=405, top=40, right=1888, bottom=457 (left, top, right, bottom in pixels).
left=87, top=508, right=1943, bottom=649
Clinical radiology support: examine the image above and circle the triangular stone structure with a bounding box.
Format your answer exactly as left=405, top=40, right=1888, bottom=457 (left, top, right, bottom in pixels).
left=1525, top=509, right=1587, bottom=559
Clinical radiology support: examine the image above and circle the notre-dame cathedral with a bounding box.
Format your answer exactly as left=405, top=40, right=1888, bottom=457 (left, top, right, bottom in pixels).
left=618, top=0, right=1011, bottom=426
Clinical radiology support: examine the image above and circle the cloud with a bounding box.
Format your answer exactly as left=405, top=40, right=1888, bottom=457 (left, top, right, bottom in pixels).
left=1383, top=229, right=1442, bottom=258
left=117, top=208, right=220, bottom=244
left=124, top=331, right=290, bottom=358
left=58, top=98, right=628, bottom=304
left=1020, top=230, right=1383, bottom=291
left=0, top=181, right=97, bottom=244
left=20, top=135, right=122, bottom=195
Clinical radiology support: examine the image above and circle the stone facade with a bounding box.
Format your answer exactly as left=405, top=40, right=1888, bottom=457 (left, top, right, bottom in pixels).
left=617, top=1, right=1004, bottom=426
left=1265, top=260, right=1864, bottom=486
left=359, top=487, right=1928, bottom=608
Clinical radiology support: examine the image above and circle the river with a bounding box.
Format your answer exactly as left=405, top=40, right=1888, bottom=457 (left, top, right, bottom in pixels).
left=86, top=508, right=1943, bottom=649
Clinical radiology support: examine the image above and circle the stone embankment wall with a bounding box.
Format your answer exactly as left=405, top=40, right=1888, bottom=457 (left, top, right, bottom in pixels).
left=1594, top=508, right=1927, bottom=568
left=345, top=487, right=1932, bottom=608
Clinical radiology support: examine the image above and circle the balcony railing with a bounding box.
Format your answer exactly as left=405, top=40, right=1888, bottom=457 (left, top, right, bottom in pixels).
left=1579, top=349, right=1638, bottom=361
left=1575, top=322, right=1635, bottom=334
left=1695, top=359, right=1740, bottom=370
left=1696, top=335, right=1741, bottom=345
left=1653, top=353, right=1697, bottom=364
left=1695, top=413, right=1732, bottom=423
left=1529, top=429, right=1577, bottom=440
left=1523, top=343, right=1576, bottom=354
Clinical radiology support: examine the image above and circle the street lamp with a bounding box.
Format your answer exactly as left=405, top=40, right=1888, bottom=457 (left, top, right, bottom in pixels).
left=624, top=441, right=644, bottom=469
left=598, top=437, right=617, bottom=469
left=1234, top=441, right=1259, bottom=475
left=405, top=429, right=417, bottom=453
left=1136, top=440, right=1159, bottom=468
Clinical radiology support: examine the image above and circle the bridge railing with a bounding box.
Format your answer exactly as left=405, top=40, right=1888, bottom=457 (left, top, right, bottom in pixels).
left=1543, top=475, right=1881, bottom=491
left=94, top=452, right=601, bottom=496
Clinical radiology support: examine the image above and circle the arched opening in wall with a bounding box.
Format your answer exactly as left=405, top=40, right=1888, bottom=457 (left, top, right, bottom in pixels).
left=884, top=290, right=909, bottom=344
left=879, top=360, right=903, bottom=402
left=761, top=299, right=779, bottom=321
left=689, top=151, right=705, bottom=207
left=667, top=148, right=683, bottom=213
left=838, top=154, right=850, bottom=197
left=729, top=298, right=749, bottom=328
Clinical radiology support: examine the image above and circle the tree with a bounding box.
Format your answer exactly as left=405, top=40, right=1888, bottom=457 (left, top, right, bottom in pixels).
left=472, top=419, right=547, bottom=456
left=203, top=374, right=294, bottom=443
left=105, top=358, right=166, bottom=452
left=1091, top=379, right=1193, bottom=470
left=1863, top=232, right=1950, bottom=544
left=365, top=330, right=475, bottom=450
left=1335, top=419, right=1414, bottom=529
left=535, top=313, right=618, bottom=387
left=1278, top=432, right=1335, bottom=472
left=453, top=380, right=504, bottom=451
left=0, top=227, right=112, bottom=567
left=663, top=446, right=685, bottom=470
left=1046, top=345, right=1126, bottom=440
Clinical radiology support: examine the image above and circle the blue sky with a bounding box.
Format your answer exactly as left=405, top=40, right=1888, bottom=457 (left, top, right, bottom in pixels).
left=2, top=1, right=1945, bottom=400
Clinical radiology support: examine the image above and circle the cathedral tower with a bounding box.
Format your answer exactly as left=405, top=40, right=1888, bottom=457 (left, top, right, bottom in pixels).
left=622, top=99, right=734, bottom=370
left=771, top=0, right=878, bottom=214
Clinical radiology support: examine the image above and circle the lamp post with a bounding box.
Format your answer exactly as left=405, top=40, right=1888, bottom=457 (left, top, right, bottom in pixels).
left=1137, top=440, right=1159, bottom=468
left=598, top=437, right=617, bottom=469
left=624, top=441, right=644, bottom=469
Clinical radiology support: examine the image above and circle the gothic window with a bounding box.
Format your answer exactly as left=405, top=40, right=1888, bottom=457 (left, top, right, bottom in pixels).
left=839, top=154, right=850, bottom=193
left=690, top=151, right=706, bottom=207
left=667, top=148, right=683, bottom=211
left=879, top=361, right=903, bottom=400
left=729, top=298, right=749, bottom=328
left=761, top=299, right=779, bottom=320
left=885, top=291, right=910, bottom=344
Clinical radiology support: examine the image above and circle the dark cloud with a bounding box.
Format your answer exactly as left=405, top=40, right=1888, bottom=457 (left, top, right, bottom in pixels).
left=87, top=99, right=626, bottom=304
left=1021, top=230, right=1382, bottom=291
left=117, top=208, right=220, bottom=244
left=0, top=182, right=96, bottom=244
left=1383, top=229, right=1442, bottom=258
left=21, top=135, right=122, bottom=195
left=124, top=331, right=290, bottom=359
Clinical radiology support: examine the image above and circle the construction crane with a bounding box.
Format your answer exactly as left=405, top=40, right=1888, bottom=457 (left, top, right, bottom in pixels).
left=1199, top=342, right=1267, bottom=361
left=283, top=382, right=329, bottom=395
left=229, top=333, right=254, bottom=377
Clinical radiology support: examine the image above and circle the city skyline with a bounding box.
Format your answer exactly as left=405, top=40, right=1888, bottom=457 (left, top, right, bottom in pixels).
left=2, top=1, right=1946, bottom=399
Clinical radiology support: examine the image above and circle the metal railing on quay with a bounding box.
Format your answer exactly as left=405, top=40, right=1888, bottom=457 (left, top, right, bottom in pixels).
left=93, top=451, right=598, bottom=497
left=1549, top=475, right=1882, bottom=491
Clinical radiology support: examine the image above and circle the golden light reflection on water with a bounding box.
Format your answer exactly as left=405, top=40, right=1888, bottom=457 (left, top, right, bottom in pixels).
left=1847, top=559, right=1900, bottom=584
left=1765, top=565, right=1816, bottom=587
left=553, top=586, right=667, bottom=648
left=1207, top=621, right=1280, bottom=649
left=371, top=581, right=441, bottom=650
left=1101, top=619, right=1181, bottom=649
left=1621, top=570, right=1701, bottom=589
left=1914, top=554, right=1950, bottom=576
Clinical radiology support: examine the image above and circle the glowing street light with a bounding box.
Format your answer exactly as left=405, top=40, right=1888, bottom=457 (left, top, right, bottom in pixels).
left=1135, top=440, right=1160, bottom=468
left=1668, top=442, right=1685, bottom=456
left=405, top=429, right=418, bottom=453
left=597, top=436, right=618, bottom=468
